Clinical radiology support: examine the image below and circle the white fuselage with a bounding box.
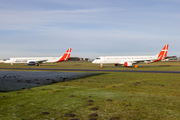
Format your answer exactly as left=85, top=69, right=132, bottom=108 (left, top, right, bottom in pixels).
left=3, top=48, right=72, bottom=66
left=92, top=56, right=157, bottom=64
left=94, top=44, right=169, bottom=67
left=4, top=56, right=62, bottom=64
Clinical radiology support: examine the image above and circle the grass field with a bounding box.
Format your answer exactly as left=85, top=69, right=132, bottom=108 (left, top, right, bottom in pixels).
left=0, top=62, right=180, bottom=119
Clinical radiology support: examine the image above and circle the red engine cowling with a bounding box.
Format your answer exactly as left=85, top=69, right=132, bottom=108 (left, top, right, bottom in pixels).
left=124, top=62, right=133, bottom=67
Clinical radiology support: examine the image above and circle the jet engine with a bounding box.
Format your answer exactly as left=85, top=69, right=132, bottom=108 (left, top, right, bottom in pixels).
left=114, top=64, right=121, bottom=66
left=114, top=64, right=118, bottom=66
left=28, top=61, right=36, bottom=66
left=124, top=62, right=133, bottom=67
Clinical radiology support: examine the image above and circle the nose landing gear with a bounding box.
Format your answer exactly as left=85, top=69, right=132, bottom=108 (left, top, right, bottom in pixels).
left=100, top=64, right=103, bottom=68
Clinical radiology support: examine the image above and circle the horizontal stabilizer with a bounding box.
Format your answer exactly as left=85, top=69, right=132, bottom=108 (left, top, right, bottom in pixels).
left=163, top=56, right=177, bottom=59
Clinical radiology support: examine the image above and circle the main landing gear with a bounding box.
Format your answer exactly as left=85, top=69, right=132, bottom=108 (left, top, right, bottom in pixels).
left=100, top=64, right=138, bottom=68
left=100, top=64, right=103, bottom=68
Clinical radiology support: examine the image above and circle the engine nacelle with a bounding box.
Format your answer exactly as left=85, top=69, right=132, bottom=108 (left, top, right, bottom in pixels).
left=114, top=64, right=121, bottom=66
left=28, top=61, right=36, bottom=66
left=114, top=64, right=118, bottom=66
left=124, top=62, right=133, bottom=67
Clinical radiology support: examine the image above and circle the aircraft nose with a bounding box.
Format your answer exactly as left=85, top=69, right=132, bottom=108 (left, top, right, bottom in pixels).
left=92, top=60, right=96, bottom=63
left=4, top=61, right=8, bottom=63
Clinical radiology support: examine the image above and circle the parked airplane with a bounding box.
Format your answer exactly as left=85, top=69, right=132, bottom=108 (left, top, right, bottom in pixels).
left=4, top=48, right=72, bottom=66
left=92, top=44, right=171, bottom=68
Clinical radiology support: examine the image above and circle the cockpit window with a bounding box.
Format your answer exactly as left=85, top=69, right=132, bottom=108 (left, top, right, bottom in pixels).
left=95, top=58, right=101, bottom=60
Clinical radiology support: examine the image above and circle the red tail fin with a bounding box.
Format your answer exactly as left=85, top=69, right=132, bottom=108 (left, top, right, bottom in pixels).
left=157, top=44, right=169, bottom=60
left=56, top=48, right=72, bottom=62
left=153, top=44, right=168, bottom=62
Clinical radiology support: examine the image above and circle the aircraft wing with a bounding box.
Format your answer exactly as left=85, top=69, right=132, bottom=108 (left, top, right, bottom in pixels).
left=119, top=59, right=155, bottom=65
left=128, top=58, right=158, bottom=64
left=132, top=59, right=153, bottom=64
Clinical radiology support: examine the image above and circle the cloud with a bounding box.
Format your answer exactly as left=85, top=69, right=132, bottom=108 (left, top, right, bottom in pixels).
left=0, top=0, right=180, bottom=59
left=0, top=7, right=125, bottom=31
left=1, top=7, right=180, bottom=39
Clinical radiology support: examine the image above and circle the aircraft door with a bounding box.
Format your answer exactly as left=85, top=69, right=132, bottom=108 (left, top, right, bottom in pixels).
left=103, top=57, right=106, bottom=62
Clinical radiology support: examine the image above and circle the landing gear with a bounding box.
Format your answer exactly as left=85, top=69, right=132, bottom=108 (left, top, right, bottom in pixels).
left=36, top=63, right=40, bottom=66
left=100, top=64, right=103, bottom=68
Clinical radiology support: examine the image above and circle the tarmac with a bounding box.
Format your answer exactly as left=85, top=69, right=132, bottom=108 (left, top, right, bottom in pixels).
left=0, top=68, right=180, bottom=74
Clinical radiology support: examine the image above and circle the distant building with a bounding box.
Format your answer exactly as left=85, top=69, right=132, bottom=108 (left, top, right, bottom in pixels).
left=68, top=57, right=90, bottom=61
left=80, top=58, right=90, bottom=61
left=68, top=57, right=81, bottom=61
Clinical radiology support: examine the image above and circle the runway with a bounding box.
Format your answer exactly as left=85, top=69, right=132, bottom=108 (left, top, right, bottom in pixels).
left=0, top=68, right=180, bottom=74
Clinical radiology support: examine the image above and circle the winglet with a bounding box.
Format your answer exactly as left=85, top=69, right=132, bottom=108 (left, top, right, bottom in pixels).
left=56, top=48, right=72, bottom=62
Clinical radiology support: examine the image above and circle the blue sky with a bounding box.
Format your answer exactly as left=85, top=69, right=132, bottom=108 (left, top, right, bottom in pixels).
left=0, top=0, right=180, bottom=59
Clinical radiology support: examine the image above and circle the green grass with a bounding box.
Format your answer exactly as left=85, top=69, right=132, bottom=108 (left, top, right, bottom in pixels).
left=1, top=72, right=180, bottom=119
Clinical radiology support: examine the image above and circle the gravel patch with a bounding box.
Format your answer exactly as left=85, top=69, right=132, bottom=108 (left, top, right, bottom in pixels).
left=0, top=70, right=97, bottom=92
